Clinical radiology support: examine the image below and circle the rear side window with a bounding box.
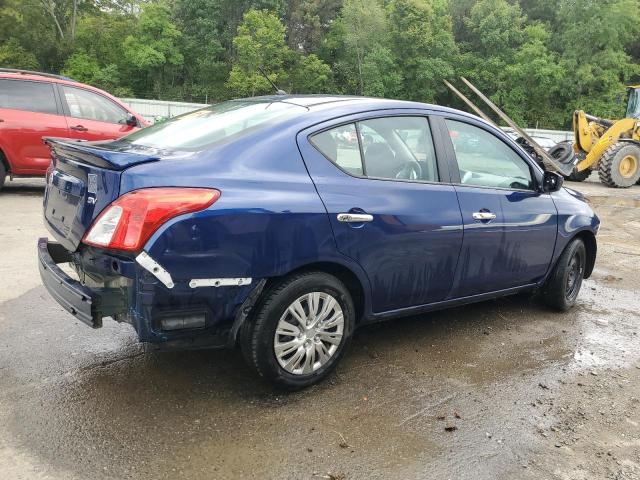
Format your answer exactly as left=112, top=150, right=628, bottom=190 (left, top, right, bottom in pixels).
left=310, top=124, right=364, bottom=175
left=62, top=86, right=128, bottom=124
left=0, top=79, right=57, bottom=115
left=310, top=116, right=439, bottom=182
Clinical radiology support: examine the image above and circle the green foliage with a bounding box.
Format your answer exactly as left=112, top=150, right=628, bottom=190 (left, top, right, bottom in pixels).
left=226, top=9, right=291, bottom=96
left=388, top=0, right=458, bottom=102
left=0, top=0, right=639, bottom=128
left=0, top=39, right=39, bottom=70
left=292, top=53, right=332, bottom=93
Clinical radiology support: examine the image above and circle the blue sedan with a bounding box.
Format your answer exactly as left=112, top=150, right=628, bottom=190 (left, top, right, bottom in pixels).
left=38, top=96, right=599, bottom=388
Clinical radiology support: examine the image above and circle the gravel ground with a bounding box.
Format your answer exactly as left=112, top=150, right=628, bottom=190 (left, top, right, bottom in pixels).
left=0, top=176, right=639, bottom=480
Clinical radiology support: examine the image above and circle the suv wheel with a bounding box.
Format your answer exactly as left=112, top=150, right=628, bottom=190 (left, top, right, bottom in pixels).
left=241, top=272, right=355, bottom=389
left=0, top=159, right=6, bottom=192
left=542, top=238, right=586, bottom=311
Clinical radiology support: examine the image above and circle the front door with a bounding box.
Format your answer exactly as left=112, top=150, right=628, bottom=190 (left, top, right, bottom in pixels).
left=443, top=118, right=557, bottom=298
left=59, top=85, right=136, bottom=141
left=299, top=114, right=463, bottom=313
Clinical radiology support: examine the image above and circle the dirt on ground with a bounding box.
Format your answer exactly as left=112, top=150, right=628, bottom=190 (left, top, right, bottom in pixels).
left=0, top=177, right=639, bottom=480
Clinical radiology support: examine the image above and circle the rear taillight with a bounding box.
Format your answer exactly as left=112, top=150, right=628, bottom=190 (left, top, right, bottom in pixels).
left=83, top=188, right=220, bottom=251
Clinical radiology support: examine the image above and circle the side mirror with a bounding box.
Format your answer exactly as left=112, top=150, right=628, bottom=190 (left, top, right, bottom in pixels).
left=125, top=113, right=138, bottom=127
left=541, top=171, right=564, bottom=193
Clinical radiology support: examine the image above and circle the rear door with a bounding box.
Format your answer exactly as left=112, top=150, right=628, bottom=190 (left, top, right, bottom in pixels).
left=299, top=112, right=463, bottom=314
left=0, top=78, right=68, bottom=174
left=58, top=84, right=136, bottom=141
left=442, top=117, right=557, bottom=297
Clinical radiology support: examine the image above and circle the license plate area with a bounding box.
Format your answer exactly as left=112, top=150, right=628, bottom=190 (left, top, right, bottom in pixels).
left=44, top=170, right=86, bottom=239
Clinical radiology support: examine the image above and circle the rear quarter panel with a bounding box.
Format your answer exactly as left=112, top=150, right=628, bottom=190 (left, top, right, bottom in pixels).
left=120, top=121, right=371, bottom=300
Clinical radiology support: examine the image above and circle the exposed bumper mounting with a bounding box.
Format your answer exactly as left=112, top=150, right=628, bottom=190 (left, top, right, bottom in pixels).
left=37, top=238, right=127, bottom=328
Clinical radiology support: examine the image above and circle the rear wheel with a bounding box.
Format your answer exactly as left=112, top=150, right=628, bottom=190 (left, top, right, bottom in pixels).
left=598, top=142, right=640, bottom=188
left=241, top=271, right=355, bottom=389
left=542, top=238, right=586, bottom=311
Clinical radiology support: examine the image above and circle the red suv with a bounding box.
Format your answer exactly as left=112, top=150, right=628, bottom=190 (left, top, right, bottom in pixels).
left=0, top=69, right=148, bottom=190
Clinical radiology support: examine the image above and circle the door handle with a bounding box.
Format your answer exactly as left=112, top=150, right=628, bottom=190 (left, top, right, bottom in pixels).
left=337, top=213, right=374, bottom=223
left=70, top=125, right=88, bottom=132
left=472, top=211, right=497, bottom=221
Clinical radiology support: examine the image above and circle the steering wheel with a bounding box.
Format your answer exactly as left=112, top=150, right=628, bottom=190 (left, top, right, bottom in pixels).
left=395, top=160, right=423, bottom=180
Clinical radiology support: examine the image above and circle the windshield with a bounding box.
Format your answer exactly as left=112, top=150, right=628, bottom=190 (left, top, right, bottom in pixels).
left=626, top=88, right=640, bottom=119
left=117, top=100, right=307, bottom=151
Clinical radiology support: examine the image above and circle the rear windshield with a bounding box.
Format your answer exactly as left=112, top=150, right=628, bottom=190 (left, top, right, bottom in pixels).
left=117, top=100, right=307, bottom=151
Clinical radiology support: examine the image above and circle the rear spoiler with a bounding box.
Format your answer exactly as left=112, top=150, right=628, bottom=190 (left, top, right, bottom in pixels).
left=44, top=137, right=159, bottom=171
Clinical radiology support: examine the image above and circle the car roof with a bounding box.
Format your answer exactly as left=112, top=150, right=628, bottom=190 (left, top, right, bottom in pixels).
left=0, top=70, right=77, bottom=85
left=231, top=94, right=474, bottom=119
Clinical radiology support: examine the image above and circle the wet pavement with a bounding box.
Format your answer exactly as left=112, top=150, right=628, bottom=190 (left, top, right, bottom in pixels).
left=1, top=178, right=639, bottom=479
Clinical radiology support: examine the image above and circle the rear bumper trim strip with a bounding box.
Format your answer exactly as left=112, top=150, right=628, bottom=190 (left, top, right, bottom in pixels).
left=135, top=251, right=175, bottom=289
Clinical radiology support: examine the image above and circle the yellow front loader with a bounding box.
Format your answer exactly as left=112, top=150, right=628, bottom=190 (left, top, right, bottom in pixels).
left=572, top=86, right=640, bottom=188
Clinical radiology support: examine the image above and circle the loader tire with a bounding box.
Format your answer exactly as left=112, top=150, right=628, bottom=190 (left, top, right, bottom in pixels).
left=598, top=142, right=640, bottom=188
left=549, top=142, right=575, bottom=165
left=566, top=168, right=591, bottom=182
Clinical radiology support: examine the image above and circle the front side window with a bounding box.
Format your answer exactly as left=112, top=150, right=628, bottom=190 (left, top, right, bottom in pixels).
left=62, top=86, right=128, bottom=124
left=446, top=120, right=534, bottom=190
left=0, top=79, right=57, bottom=115
left=310, top=116, right=439, bottom=182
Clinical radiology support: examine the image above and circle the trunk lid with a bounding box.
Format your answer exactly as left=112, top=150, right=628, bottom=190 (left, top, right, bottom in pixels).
left=43, top=139, right=159, bottom=251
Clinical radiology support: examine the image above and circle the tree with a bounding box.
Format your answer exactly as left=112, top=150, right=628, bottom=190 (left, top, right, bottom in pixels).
left=0, top=39, right=39, bottom=69
left=123, top=2, right=184, bottom=97
left=336, top=0, right=391, bottom=95
left=291, top=53, right=332, bottom=92
left=388, top=0, right=458, bottom=102
left=285, top=0, right=342, bottom=53
left=226, top=9, right=292, bottom=96
left=553, top=0, right=640, bottom=120
left=500, top=24, right=565, bottom=127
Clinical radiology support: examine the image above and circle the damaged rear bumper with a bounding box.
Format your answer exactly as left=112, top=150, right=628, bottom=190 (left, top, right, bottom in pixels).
left=37, top=238, right=127, bottom=328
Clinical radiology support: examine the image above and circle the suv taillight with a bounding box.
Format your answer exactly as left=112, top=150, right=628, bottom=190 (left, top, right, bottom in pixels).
left=83, top=188, right=220, bottom=251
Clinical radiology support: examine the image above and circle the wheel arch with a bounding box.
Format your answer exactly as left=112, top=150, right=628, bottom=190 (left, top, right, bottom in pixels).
left=573, top=230, right=597, bottom=279
left=0, top=146, right=9, bottom=174
left=283, top=261, right=367, bottom=323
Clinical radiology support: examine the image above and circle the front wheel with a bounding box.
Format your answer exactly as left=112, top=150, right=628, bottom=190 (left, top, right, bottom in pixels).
left=542, top=238, right=586, bottom=311
left=241, top=272, right=355, bottom=389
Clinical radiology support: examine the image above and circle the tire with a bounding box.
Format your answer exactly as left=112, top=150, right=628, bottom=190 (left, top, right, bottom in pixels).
left=542, top=238, right=586, bottom=311
left=240, top=271, right=355, bottom=389
left=549, top=142, right=575, bottom=165
left=0, top=160, right=5, bottom=192
left=566, top=167, right=591, bottom=182
left=598, top=142, right=640, bottom=188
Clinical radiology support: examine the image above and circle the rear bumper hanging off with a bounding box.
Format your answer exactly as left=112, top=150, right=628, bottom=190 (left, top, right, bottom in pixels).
left=37, top=238, right=127, bottom=328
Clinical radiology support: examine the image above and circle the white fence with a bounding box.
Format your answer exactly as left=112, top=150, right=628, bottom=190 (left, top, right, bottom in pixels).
left=120, top=98, right=575, bottom=142
left=502, top=127, right=574, bottom=144
left=120, top=98, right=207, bottom=123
